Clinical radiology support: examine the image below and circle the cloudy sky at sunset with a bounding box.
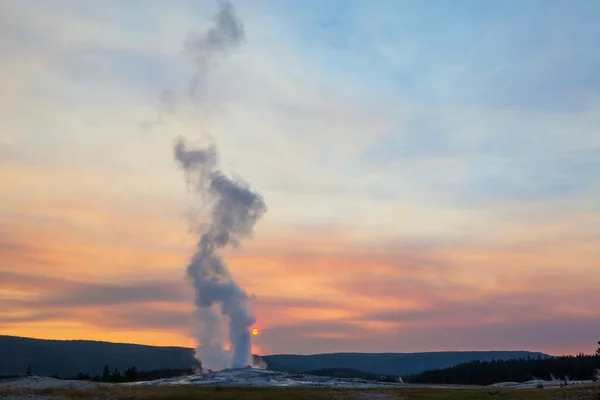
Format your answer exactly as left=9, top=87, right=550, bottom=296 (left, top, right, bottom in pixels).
left=1, top=0, right=599, bottom=357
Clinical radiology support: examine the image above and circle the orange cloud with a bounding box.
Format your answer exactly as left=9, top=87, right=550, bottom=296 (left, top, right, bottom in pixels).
left=1, top=160, right=599, bottom=356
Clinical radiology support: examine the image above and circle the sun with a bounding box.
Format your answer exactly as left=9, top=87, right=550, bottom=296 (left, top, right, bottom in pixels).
left=252, top=328, right=259, bottom=336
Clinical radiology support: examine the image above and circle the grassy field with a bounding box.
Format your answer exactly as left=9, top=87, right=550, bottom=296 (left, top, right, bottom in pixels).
left=1, top=385, right=599, bottom=400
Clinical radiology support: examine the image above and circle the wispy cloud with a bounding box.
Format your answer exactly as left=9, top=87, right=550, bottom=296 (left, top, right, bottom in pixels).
left=0, top=0, right=598, bottom=356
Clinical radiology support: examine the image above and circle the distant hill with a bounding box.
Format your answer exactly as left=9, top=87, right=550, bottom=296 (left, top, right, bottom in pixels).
left=0, top=335, right=200, bottom=378
left=262, top=351, right=552, bottom=377
left=0, top=335, right=550, bottom=378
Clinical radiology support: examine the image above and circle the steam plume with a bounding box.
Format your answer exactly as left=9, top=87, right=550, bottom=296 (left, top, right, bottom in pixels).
left=172, top=1, right=265, bottom=370
left=182, top=0, right=245, bottom=98
left=175, top=138, right=266, bottom=370
left=141, top=0, right=244, bottom=131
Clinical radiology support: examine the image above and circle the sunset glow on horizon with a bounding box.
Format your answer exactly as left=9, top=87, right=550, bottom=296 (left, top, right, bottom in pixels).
left=1, top=0, right=599, bottom=357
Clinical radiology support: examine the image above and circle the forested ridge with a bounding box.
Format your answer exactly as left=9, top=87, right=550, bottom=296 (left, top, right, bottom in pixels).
left=7, top=335, right=597, bottom=385
left=1, top=335, right=549, bottom=378
left=407, top=351, right=600, bottom=385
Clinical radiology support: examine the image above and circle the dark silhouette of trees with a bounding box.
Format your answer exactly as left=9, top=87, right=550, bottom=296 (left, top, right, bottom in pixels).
left=102, top=364, right=111, bottom=382
left=124, top=366, right=138, bottom=382
left=113, top=368, right=121, bottom=382
left=407, top=353, right=600, bottom=385
left=26, top=364, right=32, bottom=377
left=76, top=372, right=90, bottom=380
left=69, top=365, right=194, bottom=383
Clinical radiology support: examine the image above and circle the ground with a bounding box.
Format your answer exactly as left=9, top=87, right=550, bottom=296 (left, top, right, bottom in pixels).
left=1, top=385, right=599, bottom=400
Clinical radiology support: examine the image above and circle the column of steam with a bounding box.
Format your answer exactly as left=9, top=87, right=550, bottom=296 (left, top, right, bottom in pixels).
left=171, top=1, right=266, bottom=370
left=175, top=140, right=266, bottom=370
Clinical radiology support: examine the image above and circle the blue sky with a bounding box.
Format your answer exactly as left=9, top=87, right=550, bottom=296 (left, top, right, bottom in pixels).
left=0, top=0, right=599, bottom=355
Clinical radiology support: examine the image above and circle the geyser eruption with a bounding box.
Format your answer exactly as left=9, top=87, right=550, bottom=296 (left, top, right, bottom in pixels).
left=170, top=1, right=265, bottom=370
left=175, top=139, right=266, bottom=370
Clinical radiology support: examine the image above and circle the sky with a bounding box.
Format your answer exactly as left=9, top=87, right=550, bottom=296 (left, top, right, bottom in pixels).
left=1, top=0, right=599, bottom=357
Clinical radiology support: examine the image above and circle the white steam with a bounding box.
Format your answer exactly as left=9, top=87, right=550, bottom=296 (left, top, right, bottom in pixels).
left=148, top=0, right=265, bottom=370
left=175, top=138, right=266, bottom=369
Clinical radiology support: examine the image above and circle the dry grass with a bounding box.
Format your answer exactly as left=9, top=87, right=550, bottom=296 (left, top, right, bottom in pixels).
left=1, top=384, right=599, bottom=400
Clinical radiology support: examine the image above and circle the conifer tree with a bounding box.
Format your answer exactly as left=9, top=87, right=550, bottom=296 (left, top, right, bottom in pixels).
left=102, top=364, right=111, bottom=382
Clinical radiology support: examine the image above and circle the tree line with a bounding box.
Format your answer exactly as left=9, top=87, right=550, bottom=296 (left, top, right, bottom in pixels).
left=406, top=353, right=600, bottom=386
left=12, top=341, right=600, bottom=385
left=11, top=363, right=197, bottom=383
left=53, top=366, right=197, bottom=383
